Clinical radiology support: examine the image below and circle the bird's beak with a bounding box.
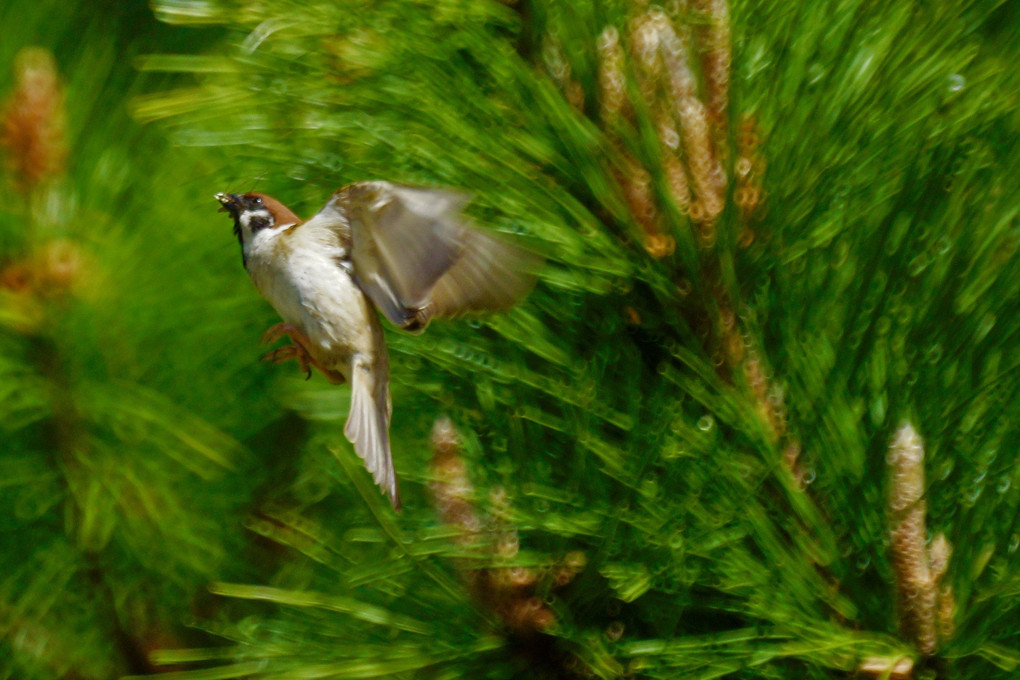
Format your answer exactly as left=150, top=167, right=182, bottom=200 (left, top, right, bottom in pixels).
left=215, top=192, right=239, bottom=214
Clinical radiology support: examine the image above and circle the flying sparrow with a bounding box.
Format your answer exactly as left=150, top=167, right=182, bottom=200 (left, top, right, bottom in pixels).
left=216, top=182, right=539, bottom=510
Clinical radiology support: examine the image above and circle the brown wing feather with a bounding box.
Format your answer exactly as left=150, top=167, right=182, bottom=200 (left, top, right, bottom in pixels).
left=335, top=181, right=539, bottom=329
left=427, top=226, right=540, bottom=320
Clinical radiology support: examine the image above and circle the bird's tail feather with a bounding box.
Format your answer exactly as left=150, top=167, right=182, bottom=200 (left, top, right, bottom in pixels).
left=344, top=355, right=399, bottom=510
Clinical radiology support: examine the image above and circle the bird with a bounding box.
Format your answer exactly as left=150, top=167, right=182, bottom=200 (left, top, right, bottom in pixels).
left=216, top=182, right=539, bottom=510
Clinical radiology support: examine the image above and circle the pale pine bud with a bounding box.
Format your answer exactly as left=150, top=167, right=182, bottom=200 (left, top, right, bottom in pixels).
left=597, top=26, right=628, bottom=122
left=430, top=418, right=483, bottom=543
left=928, top=533, right=955, bottom=644
left=858, top=656, right=914, bottom=679
left=888, top=422, right=938, bottom=655
left=692, top=0, right=731, bottom=144
left=630, top=10, right=668, bottom=104
left=1, top=49, right=66, bottom=192
left=664, top=153, right=692, bottom=215
left=658, top=25, right=725, bottom=225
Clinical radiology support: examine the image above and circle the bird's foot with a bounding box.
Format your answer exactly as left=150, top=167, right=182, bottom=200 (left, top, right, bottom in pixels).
left=260, top=344, right=312, bottom=379
left=259, top=323, right=346, bottom=385
left=260, top=322, right=301, bottom=347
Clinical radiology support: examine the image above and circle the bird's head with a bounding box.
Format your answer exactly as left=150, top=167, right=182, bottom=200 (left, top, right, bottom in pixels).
left=216, top=192, right=301, bottom=266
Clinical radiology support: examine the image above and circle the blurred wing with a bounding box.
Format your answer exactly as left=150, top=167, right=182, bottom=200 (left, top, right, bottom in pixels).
left=338, top=181, right=538, bottom=329
left=428, top=226, right=540, bottom=320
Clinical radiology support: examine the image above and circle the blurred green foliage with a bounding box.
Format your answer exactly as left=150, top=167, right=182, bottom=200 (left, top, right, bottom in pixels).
left=1, top=0, right=1018, bottom=679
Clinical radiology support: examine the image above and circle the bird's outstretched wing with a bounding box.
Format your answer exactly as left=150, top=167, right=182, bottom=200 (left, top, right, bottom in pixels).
left=323, top=181, right=539, bottom=330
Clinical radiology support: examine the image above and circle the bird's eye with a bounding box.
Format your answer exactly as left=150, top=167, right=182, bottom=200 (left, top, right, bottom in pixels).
left=253, top=196, right=263, bottom=206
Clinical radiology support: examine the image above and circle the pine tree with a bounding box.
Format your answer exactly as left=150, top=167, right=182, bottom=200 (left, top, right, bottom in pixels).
left=0, top=2, right=285, bottom=676
left=2, top=0, right=1018, bottom=679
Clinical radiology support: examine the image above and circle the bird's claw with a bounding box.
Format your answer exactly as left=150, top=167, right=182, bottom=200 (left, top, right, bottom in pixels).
left=260, top=344, right=313, bottom=379
left=260, top=323, right=314, bottom=379
left=260, top=322, right=296, bottom=346
left=258, top=323, right=346, bottom=385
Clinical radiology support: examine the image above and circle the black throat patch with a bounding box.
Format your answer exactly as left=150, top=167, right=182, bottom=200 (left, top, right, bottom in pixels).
left=232, top=219, right=246, bottom=268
